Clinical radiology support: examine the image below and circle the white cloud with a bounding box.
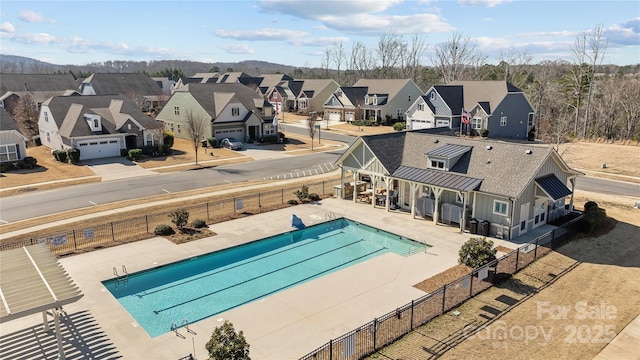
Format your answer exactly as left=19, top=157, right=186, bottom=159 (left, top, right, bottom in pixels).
left=219, top=44, right=256, bottom=55
left=321, top=13, right=453, bottom=35
left=19, top=10, right=53, bottom=23
left=3, top=32, right=56, bottom=44
left=258, top=0, right=402, bottom=19
left=214, top=28, right=347, bottom=47
left=458, top=0, right=512, bottom=8
left=605, top=18, right=640, bottom=47
left=0, top=22, right=15, bottom=33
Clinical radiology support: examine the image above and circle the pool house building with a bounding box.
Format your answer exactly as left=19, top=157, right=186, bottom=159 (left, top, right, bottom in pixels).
left=335, top=128, right=582, bottom=240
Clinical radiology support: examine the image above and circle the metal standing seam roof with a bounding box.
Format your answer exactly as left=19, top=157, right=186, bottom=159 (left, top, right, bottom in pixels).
left=425, top=144, right=473, bottom=159
left=393, top=165, right=483, bottom=192
left=0, top=244, right=83, bottom=323
left=535, top=174, right=573, bottom=200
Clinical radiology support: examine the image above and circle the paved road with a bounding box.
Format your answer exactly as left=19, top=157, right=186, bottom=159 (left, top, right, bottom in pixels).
left=574, top=176, right=640, bottom=197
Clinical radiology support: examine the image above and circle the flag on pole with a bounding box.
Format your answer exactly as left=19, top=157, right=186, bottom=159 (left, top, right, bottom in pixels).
left=461, top=109, right=471, bottom=125
left=272, top=109, right=278, bottom=127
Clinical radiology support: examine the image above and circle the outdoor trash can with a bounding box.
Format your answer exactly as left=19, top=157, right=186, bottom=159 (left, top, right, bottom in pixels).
left=481, top=220, right=490, bottom=236
left=469, top=219, right=478, bottom=234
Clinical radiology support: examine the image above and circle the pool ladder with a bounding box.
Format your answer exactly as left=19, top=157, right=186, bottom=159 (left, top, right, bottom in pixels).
left=171, top=319, right=197, bottom=338
left=113, top=265, right=128, bottom=288
left=325, top=211, right=337, bottom=229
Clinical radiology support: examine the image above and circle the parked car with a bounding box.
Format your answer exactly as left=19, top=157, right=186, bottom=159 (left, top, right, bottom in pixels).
left=220, top=137, right=243, bottom=150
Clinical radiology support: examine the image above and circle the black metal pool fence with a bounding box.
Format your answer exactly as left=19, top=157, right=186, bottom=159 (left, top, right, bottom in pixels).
left=299, top=214, right=584, bottom=360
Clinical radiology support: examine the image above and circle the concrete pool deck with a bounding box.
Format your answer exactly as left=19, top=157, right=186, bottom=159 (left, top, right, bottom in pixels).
left=0, top=198, right=533, bottom=360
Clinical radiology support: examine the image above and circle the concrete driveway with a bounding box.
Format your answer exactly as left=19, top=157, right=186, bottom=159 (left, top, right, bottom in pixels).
left=84, top=156, right=156, bottom=181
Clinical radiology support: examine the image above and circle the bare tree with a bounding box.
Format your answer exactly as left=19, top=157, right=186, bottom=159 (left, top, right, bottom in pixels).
left=184, top=110, right=210, bottom=165
left=307, top=111, right=318, bottom=151
left=570, top=30, right=590, bottom=137
left=401, top=35, right=428, bottom=80
left=376, top=31, right=406, bottom=79
left=583, top=24, right=609, bottom=138
left=321, top=48, right=331, bottom=79
left=9, top=93, right=39, bottom=144
left=619, top=77, right=640, bottom=141
left=431, top=32, right=480, bottom=83
left=349, top=40, right=376, bottom=83
left=499, top=46, right=532, bottom=88
left=330, top=41, right=346, bottom=85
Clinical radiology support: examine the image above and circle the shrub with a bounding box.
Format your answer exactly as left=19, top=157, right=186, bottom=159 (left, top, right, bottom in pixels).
left=32, top=135, right=42, bottom=146
left=53, top=149, right=67, bottom=163
left=392, top=122, right=406, bottom=131
left=205, top=321, right=250, bottom=360
left=120, top=148, right=129, bottom=157
left=479, top=128, right=489, bottom=138
left=128, top=148, right=143, bottom=160
left=293, top=185, right=309, bottom=202
left=582, top=201, right=607, bottom=232
left=207, top=137, right=217, bottom=148
left=23, top=156, right=37, bottom=168
left=169, top=208, right=190, bottom=230
left=163, top=130, right=175, bottom=148
left=67, top=148, right=81, bottom=164
left=458, top=237, right=497, bottom=268
left=308, top=193, right=321, bottom=202
left=287, top=199, right=299, bottom=205
left=191, top=219, right=207, bottom=228
left=527, top=126, right=536, bottom=141
left=154, top=224, right=175, bottom=236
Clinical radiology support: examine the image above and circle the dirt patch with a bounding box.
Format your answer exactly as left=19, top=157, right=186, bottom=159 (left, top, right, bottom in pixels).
left=495, top=245, right=514, bottom=254
left=414, top=264, right=472, bottom=294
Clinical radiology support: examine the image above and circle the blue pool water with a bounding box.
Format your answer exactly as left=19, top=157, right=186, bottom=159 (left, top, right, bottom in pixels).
left=102, top=218, right=427, bottom=337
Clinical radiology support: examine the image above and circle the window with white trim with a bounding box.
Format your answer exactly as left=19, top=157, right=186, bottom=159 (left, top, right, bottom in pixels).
left=232, top=107, right=240, bottom=116
left=264, top=124, right=276, bottom=135
left=528, top=113, right=534, bottom=128
left=299, top=99, right=307, bottom=110
left=0, top=144, right=18, bottom=161
left=44, top=111, right=49, bottom=122
left=472, top=117, right=482, bottom=129
left=430, top=160, right=445, bottom=169
left=94, top=119, right=99, bottom=128
left=46, top=132, right=50, bottom=142
left=174, top=106, right=180, bottom=115
left=373, top=95, right=378, bottom=105
left=493, top=200, right=508, bottom=216
left=430, top=92, right=435, bottom=101
left=500, top=116, right=507, bottom=126
left=418, top=103, right=424, bottom=111
left=145, top=133, right=154, bottom=146
left=177, top=124, right=181, bottom=133
left=364, top=95, right=369, bottom=104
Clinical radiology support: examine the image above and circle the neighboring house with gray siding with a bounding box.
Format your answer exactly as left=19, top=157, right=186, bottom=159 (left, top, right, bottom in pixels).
left=335, top=129, right=582, bottom=240
left=38, top=95, right=164, bottom=160
left=80, top=73, right=167, bottom=111
left=157, top=83, right=275, bottom=145
left=0, top=107, right=28, bottom=163
left=352, top=79, right=423, bottom=124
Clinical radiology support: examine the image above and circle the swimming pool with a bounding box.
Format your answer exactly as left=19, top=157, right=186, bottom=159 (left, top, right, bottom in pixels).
left=102, top=218, right=427, bottom=337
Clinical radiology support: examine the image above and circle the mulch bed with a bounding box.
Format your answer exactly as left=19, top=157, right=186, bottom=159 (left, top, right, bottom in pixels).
left=414, top=264, right=473, bottom=293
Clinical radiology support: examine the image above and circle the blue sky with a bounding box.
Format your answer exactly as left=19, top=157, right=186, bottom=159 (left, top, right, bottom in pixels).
left=1, top=0, right=639, bottom=68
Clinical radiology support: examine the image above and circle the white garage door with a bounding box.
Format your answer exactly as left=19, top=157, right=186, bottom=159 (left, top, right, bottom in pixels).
left=328, top=111, right=340, bottom=121
left=214, top=129, right=244, bottom=142
left=345, top=113, right=355, bottom=122
left=77, top=138, right=121, bottom=160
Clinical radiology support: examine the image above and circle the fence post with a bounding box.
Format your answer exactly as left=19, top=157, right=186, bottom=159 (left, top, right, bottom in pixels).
left=534, top=238, right=538, bottom=260
left=442, top=285, right=447, bottom=313
left=515, top=248, right=520, bottom=272
left=206, top=203, right=210, bottom=220
left=329, top=339, right=333, bottom=360
left=111, top=222, right=115, bottom=242
left=234, top=197, right=237, bottom=214
left=145, top=215, right=149, bottom=233
left=281, top=188, right=284, bottom=204
left=373, top=318, right=377, bottom=350
left=72, top=230, right=77, bottom=250
left=323, top=180, right=325, bottom=194
left=470, top=272, right=474, bottom=297
left=258, top=193, right=261, bottom=213
left=410, top=300, right=414, bottom=330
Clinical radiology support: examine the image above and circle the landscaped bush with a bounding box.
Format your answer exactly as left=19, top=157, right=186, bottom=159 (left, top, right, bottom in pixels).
left=527, top=126, right=536, bottom=141
left=32, top=135, right=42, bottom=146
left=128, top=148, right=143, bottom=160
left=23, top=156, right=37, bottom=168
left=308, top=193, right=321, bottom=202
left=582, top=201, right=607, bottom=232
left=0, top=163, right=10, bottom=172
left=163, top=130, right=174, bottom=148
left=191, top=219, right=207, bottom=228
left=169, top=208, right=190, bottom=230
left=393, top=122, right=406, bottom=131
left=53, top=149, right=67, bottom=163
left=207, top=137, right=216, bottom=148
left=67, top=148, right=81, bottom=164
left=154, top=224, right=175, bottom=236
left=458, top=237, right=497, bottom=268
left=479, top=128, right=489, bottom=138
left=294, top=185, right=309, bottom=202
left=120, top=148, right=129, bottom=157
left=287, top=199, right=299, bottom=205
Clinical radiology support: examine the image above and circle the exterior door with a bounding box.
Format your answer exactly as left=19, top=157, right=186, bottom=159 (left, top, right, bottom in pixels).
left=533, top=199, right=547, bottom=229
left=519, top=202, right=530, bottom=235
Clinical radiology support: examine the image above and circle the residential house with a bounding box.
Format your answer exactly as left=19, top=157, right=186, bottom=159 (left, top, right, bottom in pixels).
left=156, top=83, right=275, bottom=145
left=288, top=79, right=340, bottom=114
left=335, top=129, right=581, bottom=240
left=38, top=95, right=164, bottom=160
left=406, top=85, right=464, bottom=131
left=79, top=73, right=167, bottom=112
left=0, top=74, right=78, bottom=114
left=323, top=87, right=368, bottom=122
left=456, top=81, right=534, bottom=139
left=0, top=107, right=28, bottom=164
left=258, top=74, right=293, bottom=98
left=352, top=79, right=423, bottom=124
left=216, top=72, right=252, bottom=84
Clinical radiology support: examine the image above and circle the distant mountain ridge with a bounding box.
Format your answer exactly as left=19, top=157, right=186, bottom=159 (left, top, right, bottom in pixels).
left=0, top=54, right=303, bottom=77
